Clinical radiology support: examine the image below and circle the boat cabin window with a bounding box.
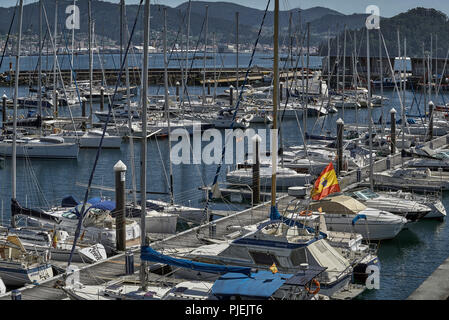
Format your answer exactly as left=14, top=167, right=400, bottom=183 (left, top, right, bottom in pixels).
left=354, top=189, right=379, bottom=200
left=435, top=152, right=449, bottom=160
left=62, top=210, right=78, bottom=220
left=248, top=251, right=280, bottom=266
left=290, top=248, right=307, bottom=266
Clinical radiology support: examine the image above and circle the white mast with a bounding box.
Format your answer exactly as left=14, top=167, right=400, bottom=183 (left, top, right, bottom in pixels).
left=11, top=0, right=23, bottom=228
left=140, top=0, right=150, bottom=291
left=367, top=26, right=373, bottom=190
left=38, top=0, right=42, bottom=136
left=70, top=0, right=75, bottom=86
left=53, top=0, right=58, bottom=118
left=202, top=6, right=208, bottom=105
left=164, top=8, right=174, bottom=205
left=88, top=0, right=93, bottom=127
left=122, top=0, right=137, bottom=206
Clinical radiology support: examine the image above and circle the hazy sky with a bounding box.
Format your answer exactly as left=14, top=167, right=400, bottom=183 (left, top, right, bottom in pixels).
left=2, top=0, right=448, bottom=18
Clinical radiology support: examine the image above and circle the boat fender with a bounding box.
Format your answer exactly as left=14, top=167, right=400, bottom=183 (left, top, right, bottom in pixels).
left=299, top=210, right=313, bottom=217
left=305, top=278, right=320, bottom=295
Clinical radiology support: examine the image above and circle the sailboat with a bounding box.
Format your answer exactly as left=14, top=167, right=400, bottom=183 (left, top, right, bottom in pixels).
left=0, top=235, right=53, bottom=287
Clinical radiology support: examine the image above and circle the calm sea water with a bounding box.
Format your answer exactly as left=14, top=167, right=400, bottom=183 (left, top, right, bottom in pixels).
left=1, top=53, right=449, bottom=300
left=0, top=52, right=323, bottom=73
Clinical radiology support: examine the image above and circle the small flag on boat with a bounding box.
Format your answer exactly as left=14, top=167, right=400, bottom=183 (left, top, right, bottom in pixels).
left=311, top=162, right=341, bottom=201
left=269, top=263, right=278, bottom=274
left=52, top=232, right=58, bottom=248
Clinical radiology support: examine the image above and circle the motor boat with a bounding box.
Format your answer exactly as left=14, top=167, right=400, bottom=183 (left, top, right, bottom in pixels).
left=308, top=195, right=407, bottom=240
left=349, top=188, right=431, bottom=221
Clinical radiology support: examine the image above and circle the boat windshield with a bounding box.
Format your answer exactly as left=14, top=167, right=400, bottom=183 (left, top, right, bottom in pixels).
left=354, top=189, right=379, bottom=200
left=434, top=151, right=449, bottom=160
left=62, top=210, right=78, bottom=220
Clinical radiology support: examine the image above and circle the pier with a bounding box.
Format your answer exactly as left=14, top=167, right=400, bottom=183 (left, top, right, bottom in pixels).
left=408, top=256, right=449, bottom=300
left=0, top=67, right=311, bottom=87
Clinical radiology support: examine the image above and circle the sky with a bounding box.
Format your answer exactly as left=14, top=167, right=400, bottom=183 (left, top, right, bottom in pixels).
left=1, top=0, right=449, bottom=18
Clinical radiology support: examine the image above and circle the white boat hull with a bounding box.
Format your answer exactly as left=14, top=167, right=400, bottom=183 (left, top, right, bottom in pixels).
left=0, top=142, right=79, bottom=159
left=0, top=261, right=53, bottom=287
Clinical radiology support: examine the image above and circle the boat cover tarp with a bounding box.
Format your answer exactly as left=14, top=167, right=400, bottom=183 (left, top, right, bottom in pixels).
left=210, top=271, right=292, bottom=298
left=140, top=246, right=251, bottom=276
left=267, top=206, right=327, bottom=239
left=86, top=198, right=116, bottom=211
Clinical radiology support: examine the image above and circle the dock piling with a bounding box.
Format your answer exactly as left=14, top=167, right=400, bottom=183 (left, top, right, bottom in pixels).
left=428, top=101, right=434, bottom=141
left=113, top=160, right=127, bottom=252
left=100, top=87, right=104, bottom=111
left=390, top=108, right=396, bottom=154
left=336, top=118, right=344, bottom=177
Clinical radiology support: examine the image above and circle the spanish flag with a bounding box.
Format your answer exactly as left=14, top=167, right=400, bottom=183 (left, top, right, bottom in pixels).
left=311, top=162, right=341, bottom=200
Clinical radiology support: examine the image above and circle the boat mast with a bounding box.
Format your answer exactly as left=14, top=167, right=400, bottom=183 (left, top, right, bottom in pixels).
left=88, top=0, right=93, bottom=128
left=164, top=8, right=174, bottom=206
left=11, top=0, right=23, bottom=228
left=379, top=28, right=384, bottom=131
left=271, top=0, right=279, bottom=208
left=342, top=25, right=346, bottom=121
left=367, top=25, right=373, bottom=190
left=202, top=6, right=208, bottom=106
left=122, top=0, right=137, bottom=206
left=38, top=0, right=43, bottom=136
left=70, top=0, right=75, bottom=86
left=235, top=11, right=239, bottom=97
left=140, top=0, right=150, bottom=291
left=53, top=0, right=58, bottom=118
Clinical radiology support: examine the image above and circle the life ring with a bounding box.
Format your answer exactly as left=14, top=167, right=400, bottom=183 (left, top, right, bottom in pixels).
left=53, top=128, right=61, bottom=134
left=305, top=278, right=320, bottom=295
left=299, top=210, right=313, bottom=217
left=386, top=135, right=391, bottom=143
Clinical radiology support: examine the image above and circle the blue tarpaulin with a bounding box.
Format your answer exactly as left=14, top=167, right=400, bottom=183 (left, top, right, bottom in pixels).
left=140, top=246, right=252, bottom=276
left=211, top=271, right=292, bottom=298
left=87, top=198, right=116, bottom=211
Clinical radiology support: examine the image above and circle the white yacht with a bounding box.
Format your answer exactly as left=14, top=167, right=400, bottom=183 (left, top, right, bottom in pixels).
left=308, top=195, right=407, bottom=240
left=373, top=168, right=449, bottom=191
left=0, top=136, right=79, bottom=159
left=51, top=129, right=122, bottom=149
left=349, top=188, right=431, bottom=221
left=380, top=190, right=446, bottom=220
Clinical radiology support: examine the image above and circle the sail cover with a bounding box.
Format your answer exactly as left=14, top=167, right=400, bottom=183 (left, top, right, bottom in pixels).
left=140, top=246, right=251, bottom=276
